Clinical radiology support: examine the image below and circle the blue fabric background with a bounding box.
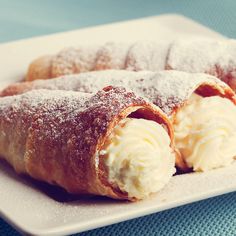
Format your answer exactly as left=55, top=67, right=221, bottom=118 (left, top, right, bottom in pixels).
left=0, top=0, right=236, bottom=235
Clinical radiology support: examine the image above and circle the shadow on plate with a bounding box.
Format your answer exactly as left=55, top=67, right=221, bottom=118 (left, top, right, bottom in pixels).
left=0, top=159, right=125, bottom=204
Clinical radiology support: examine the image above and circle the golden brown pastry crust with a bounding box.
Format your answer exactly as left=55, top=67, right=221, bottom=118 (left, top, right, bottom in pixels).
left=0, top=86, right=174, bottom=200
left=26, top=55, right=53, bottom=81
left=25, top=40, right=236, bottom=92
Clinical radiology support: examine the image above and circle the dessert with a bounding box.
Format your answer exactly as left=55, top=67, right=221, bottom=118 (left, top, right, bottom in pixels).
left=0, top=86, right=175, bottom=200
left=25, top=39, right=236, bottom=91
left=3, top=70, right=236, bottom=171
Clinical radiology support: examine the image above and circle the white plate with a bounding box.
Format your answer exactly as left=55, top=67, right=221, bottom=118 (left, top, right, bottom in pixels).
left=0, top=14, right=234, bottom=236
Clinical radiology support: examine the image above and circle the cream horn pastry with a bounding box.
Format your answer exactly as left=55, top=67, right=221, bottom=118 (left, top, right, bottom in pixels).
left=25, top=41, right=169, bottom=81
left=0, top=86, right=176, bottom=200
left=3, top=70, right=236, bottom=171
left=25, top=39, right=236, bottom=92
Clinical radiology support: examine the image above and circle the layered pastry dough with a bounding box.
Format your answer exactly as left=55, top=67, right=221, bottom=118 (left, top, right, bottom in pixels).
left=25, top=39, right=236, bottom=91
left=0, top=86, right=175, bottom=200
left=2, top=70, right=236, bottom=172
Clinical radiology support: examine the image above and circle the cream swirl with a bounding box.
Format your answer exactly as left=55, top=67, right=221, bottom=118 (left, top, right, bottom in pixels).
left=174, top=94, right=236, bottom=171
left=101, top=118, right=175, bottom=199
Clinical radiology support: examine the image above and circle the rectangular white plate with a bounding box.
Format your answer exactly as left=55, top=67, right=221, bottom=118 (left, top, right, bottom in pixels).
left=0, top=14, right=235, bottom=236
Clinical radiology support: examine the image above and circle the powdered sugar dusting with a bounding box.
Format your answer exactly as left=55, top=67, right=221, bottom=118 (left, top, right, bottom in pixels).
left=40, top=39, right=236, bottom=92
left=52, top=46, right=99, bottom=77
left=0, top=89, right=89, bottom=119
left=15, top=70, right=228, bottom=115
left=126, top=41, right=170, bottom=71
left=94, top=42, right=131, bottom=70
left=0, top=86, right=148, bottom=138
left=167, top=39, right=236, bottom=88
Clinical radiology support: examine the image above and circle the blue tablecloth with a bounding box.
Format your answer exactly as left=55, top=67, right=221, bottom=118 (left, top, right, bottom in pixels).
left=0, top=1, right=236, bottom=235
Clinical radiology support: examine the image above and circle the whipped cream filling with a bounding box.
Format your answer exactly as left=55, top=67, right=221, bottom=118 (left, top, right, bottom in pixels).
left=100, top=118, right=175, bottom=199
left=174, top=94, right=236, bottom=171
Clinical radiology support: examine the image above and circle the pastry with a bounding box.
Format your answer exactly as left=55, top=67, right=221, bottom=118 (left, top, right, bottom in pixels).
left=166, top=39, right=236, bottom=90
left=3, top=70, right=236, bottom=171
left=25, top=39, right=236, bottom=91
left=0, top=86, right=175, bottom=200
